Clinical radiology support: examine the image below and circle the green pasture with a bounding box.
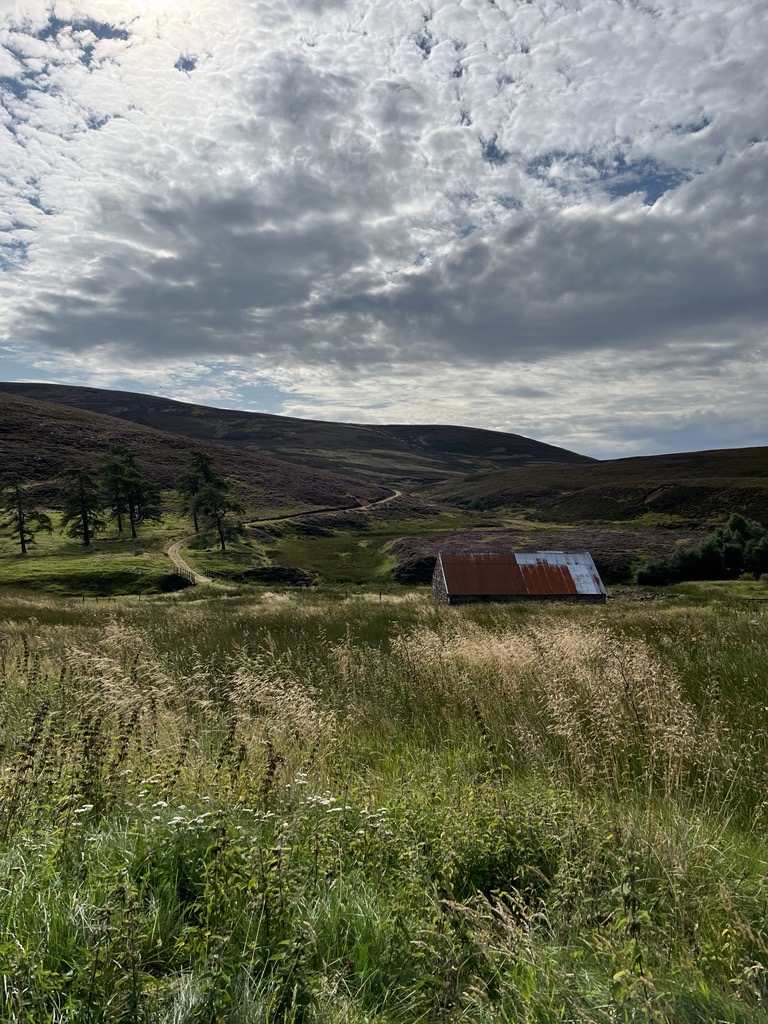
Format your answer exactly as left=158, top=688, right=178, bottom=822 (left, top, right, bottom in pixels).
left=0, top=511, right=189, bottom=595
left=0, top=587, right=767, bottom=1022
left=674, top=577, right=768, bottom=601
left=177, top=512, right=462, bottom=584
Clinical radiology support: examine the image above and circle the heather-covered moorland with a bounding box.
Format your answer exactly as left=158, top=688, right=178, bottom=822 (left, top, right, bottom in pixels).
left=1, top=585, right=767, bottom=1022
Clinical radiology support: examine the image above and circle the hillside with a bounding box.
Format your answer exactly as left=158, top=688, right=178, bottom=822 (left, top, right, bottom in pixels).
left=428, top=446, right=768, bottom=526
left=0, top=392, right=387, bottom=514
left=0, top=382, right=593, bottom=486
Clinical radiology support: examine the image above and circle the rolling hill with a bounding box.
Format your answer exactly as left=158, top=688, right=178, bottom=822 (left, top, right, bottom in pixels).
left=2, top=380, right=765, bottom=537
left=427, top=446, right=768, bottom=526
left=1, top=384, right=766, bottom=592
left=0, top=392, right=388, bottom=515
left=0, top=382, right=594, bottom=486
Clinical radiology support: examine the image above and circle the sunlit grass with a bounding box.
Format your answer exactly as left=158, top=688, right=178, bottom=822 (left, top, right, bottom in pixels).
left=0, top=510, right=193, bottom=594
left=1, top=588, right=768, bottom=1020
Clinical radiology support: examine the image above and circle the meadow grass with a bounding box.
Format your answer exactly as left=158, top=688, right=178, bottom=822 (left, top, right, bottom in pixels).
left=178, top=515, right=458, bottom=584
left=0, top=511, right=190, bottom=596
left=0, top=587, right=767, bottom=1022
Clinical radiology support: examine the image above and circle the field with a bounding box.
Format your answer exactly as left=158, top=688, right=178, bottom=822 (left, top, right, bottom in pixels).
left=0, top=511, right=191, bottom=596
left=2, top=584, right=768, bottom=1022
left=173, top=497, right=703, bottom=588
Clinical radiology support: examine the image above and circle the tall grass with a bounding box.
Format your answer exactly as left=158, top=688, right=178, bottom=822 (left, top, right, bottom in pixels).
left=0, top=589, right=767, bottom=1021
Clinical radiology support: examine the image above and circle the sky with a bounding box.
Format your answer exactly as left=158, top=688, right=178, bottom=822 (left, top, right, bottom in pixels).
left=1, top=0, right=766, bottom=459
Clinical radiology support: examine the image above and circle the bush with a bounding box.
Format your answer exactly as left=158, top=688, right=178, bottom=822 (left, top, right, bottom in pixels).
left=253, top=565, right=318, bottom=586
left=636, top=514, right=768, bottom=584
left=392, top=555, right=437, bottom=584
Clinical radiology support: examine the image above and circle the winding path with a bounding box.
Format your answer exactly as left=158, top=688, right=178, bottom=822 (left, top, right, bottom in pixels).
left=166, top=488, right=402, bottom=584
left=167, top=538, right=213, bottom=585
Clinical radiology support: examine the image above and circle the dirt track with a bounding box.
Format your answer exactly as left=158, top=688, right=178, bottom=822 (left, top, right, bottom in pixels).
left=167, top=489, right=402, bottom=584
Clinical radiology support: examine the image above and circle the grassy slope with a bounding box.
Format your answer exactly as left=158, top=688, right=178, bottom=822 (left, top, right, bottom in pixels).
left=0, top=381, right=594, bottom=486
left=175, top=502, right=464, bottom=584
left=427, top=444, right=768, bottom=526
left=1, top=587, right=768, bottom=1021
left=0, top=509, right=191, bottom=595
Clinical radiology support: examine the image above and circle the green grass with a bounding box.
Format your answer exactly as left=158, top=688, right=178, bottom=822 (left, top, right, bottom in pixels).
left=674, top=577, right=768, bottom=601
left=1, top=585, right=768, bottom=1021
left=181, top=535, right=262, bottom=577
left=275, top=532, right=397, bottom=584
left=179, top=511, right=475, bottom=585
left=0, top=511, right=190, bottom=595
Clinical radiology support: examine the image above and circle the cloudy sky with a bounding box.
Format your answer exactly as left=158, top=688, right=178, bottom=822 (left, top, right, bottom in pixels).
left=1, top=0, right=766, bottom=458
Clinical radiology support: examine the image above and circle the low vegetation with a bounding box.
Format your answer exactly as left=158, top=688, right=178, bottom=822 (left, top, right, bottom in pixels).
left=0, top=391, right=387, bottom=514
left=2, top=381, right=767, bottom=1023
left=0, top=383, right=592, bottom=487
left=0, top=511, right=188, bottom=595
left=1, top=587, right=768, bottom=1021
left=428, top=447, right=768, bottom=528
left=636, top=514, right=768, bottom=585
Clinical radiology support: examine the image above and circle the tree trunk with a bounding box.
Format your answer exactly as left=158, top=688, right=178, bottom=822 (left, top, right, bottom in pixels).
left=79, top=476, right=90, bottom=546
left=115, top=486, right=123, bottom=533
left=216, top=513, right=226, bottom=552
left=128, top=494, right=137, bottom=539
left=193, top=508, right=199, bottom=532
left=14, top=482, right=26, bottom=555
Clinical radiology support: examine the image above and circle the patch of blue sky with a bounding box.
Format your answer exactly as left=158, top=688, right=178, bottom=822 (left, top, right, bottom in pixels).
left=0, top=346, right=290, bottom=413
left=174, top=56, right=198, bottom=73
left=495, top=195, right=523, bottom=210
left=31, top=14, right=129, bottom=68
left=0, top=347, right=47, bottom=381
left=0, top=74, right=31, bottom=101
left=604, top=157, right=687, bottom=204
left=85, top=113, right=114, bottom=131
left=98, top=371, right=288, bottom=413
left=526, top=150, right=687, bottom=205
left=35, top=15, right=129, bottom=42
left=169, top=372, right=287, bottom=413
left=672, top=117, right=710, bottom=135
left=211, top=380, right=286, bottom=414
left=25, top=189, right=48, bottom=213
left=0, top=237, right=30, bottom=272
left=481, top=134, right=509, bottom=165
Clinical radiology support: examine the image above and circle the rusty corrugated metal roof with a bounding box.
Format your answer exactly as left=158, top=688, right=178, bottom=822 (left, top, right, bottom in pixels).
left=438, top=551, right=605, bottom=597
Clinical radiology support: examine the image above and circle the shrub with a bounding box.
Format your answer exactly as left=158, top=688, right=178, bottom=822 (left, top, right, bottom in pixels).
left=636, top=514, right=768, bottom=584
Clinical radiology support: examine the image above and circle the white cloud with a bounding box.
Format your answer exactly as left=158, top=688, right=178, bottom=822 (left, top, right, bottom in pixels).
left=1, top=0, right=767, bottom=454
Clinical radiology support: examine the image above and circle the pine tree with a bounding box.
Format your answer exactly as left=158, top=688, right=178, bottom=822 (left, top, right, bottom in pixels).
left=176, top=452, right=216, bottom=532
left=59, top=469, right=105, bottom=547
left=99, top=446, right=163, bottom=539
left=178, top=453, right=243, bottom=551
left=121, top=455, right=162, bottom=540
left=100, top=446, right=130, bottom=533
left=197, top=478, right=244, bottom=553
left=0, top=476, right=52, bottom=555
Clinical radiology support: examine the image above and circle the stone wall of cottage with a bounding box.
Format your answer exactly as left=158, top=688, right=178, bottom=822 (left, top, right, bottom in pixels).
left=431, top=557, right=450, bottom=604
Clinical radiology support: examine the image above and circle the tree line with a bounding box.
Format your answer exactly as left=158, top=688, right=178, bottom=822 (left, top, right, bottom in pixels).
left=636, top=514, right=768, bottom=584
left=1, top=449, right=242, bottom=554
